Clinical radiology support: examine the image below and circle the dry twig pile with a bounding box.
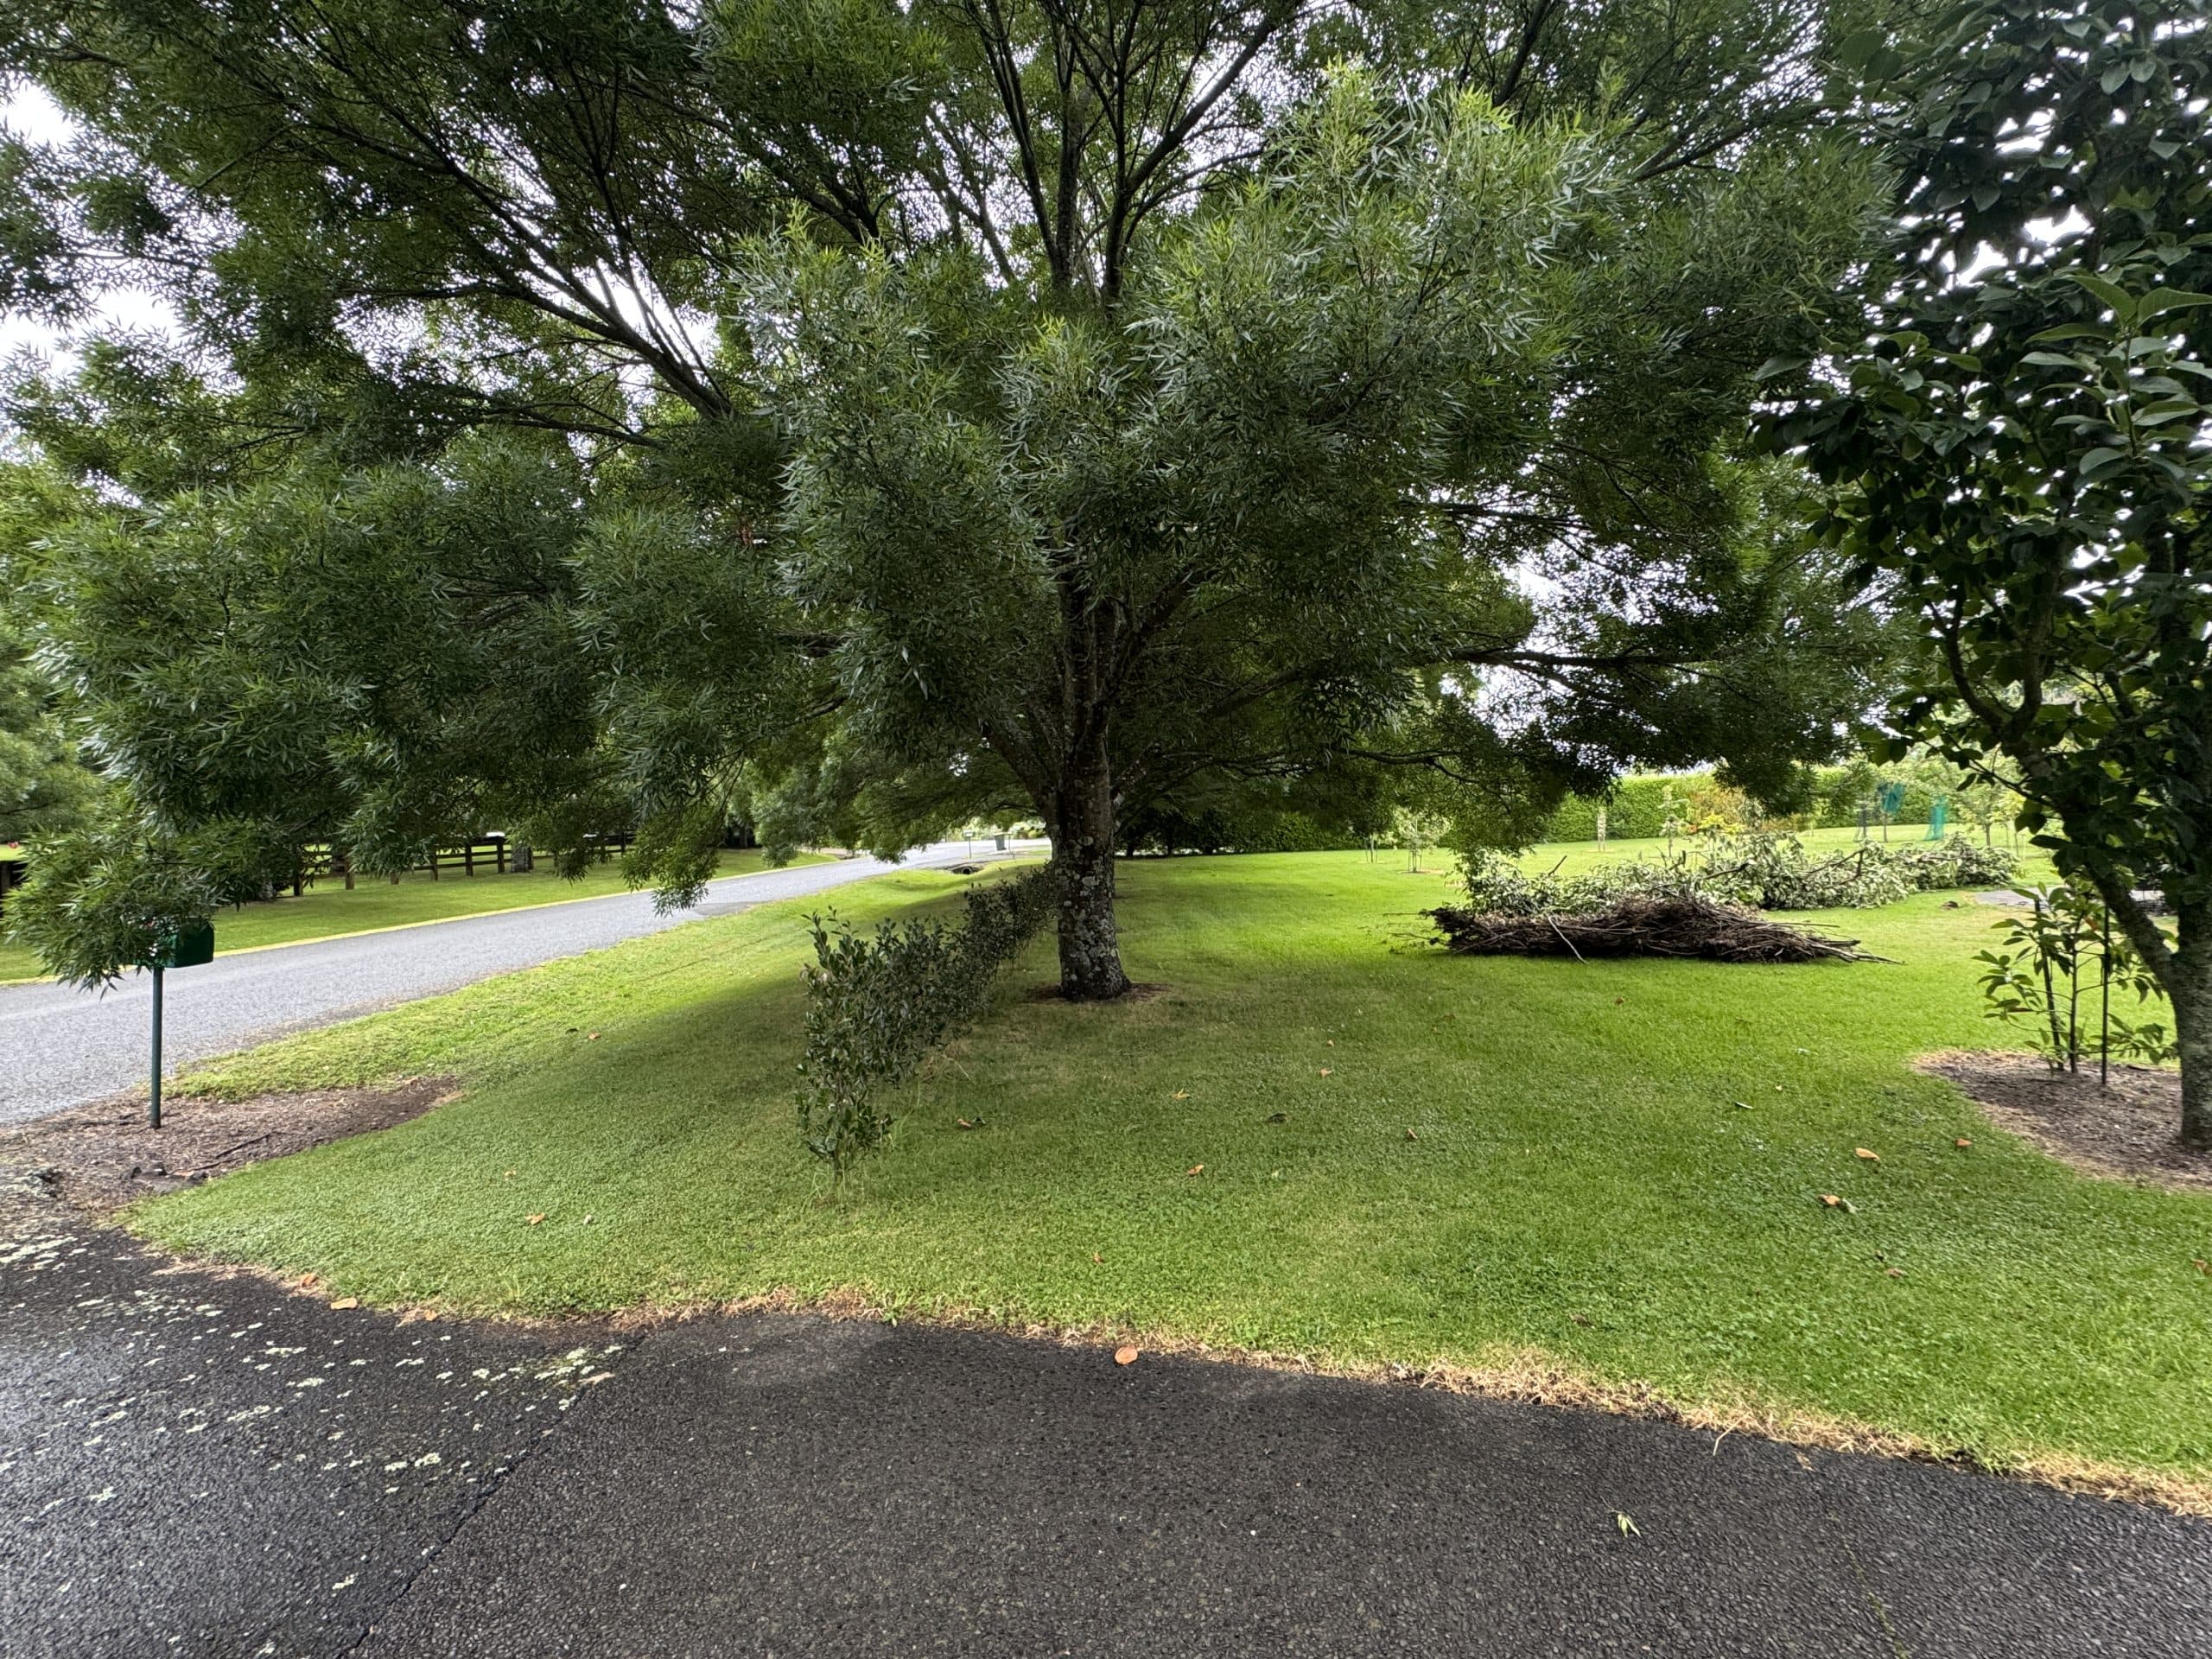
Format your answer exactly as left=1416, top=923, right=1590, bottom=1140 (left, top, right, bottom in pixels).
left=1427, top=894, right=1871, bottom=964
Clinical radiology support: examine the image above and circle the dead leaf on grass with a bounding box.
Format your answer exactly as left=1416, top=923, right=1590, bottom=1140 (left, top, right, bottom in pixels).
left=331, top=1297, right=359, bottom=1310
left=1955, top=1138, right=1972, bottom=1149
left=1185, top=1163, right=1205, bottom=1177
left=526, top=1212, right=546, bottom=1225
left=1172, top=1090, right=1190, bottom=1100
left=1319, top=1067, right=1332, bottom=1077
left=1115, top=1345, right=1139, bottom=1366
left=1854, top=1147, right=1880, bottom=1161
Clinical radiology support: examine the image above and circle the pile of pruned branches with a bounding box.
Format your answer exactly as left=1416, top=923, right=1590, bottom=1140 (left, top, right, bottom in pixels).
left=1427, top=893, right=1871, bottom=963
left=1432, top=854, right=1872, bottom=963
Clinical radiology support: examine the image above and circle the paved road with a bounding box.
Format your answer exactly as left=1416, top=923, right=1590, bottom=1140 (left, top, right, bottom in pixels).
left=0, top=843, right=1017, bottom=1126
left=3, top=1197, right=2207, bottom=1659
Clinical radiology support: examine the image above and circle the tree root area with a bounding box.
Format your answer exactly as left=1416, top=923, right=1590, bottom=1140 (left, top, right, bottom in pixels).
left=0, top=1078, right=451, bottom=1214
left=1920, top=1052, right=2210, bottom=1192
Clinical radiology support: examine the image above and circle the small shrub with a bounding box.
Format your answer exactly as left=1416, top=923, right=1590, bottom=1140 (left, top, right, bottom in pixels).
left=797, top=865, right=1056, bottom=1180
left=1975, top=883, right=2174, bottom=1073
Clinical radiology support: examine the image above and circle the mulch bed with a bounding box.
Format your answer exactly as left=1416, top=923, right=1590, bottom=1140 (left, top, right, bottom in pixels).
left=1427, top=896, right=1871, bottom=964
left=0, top=1077, right=451, bottom=1215
left=1919, top=1052, right=2212, bottom=1193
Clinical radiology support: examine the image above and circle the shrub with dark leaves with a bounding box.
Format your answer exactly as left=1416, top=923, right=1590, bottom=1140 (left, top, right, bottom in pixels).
left=797, top=865, right=1056, bottom=1180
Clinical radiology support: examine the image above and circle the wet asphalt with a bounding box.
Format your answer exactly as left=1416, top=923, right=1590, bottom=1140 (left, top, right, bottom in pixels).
left=4, top=1192, right=2209, bottom=1659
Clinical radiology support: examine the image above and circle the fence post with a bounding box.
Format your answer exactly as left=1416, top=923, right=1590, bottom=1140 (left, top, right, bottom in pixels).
left=464, top=842, right=475, bottom=877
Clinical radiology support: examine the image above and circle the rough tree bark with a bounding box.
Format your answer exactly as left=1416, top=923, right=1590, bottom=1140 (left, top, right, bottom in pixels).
left=1050, top=737, right=1131, bottom=1001
left=2169, top=906, right=2211, bottom=1147
left=2101, top=885, right=2209, bottom=1147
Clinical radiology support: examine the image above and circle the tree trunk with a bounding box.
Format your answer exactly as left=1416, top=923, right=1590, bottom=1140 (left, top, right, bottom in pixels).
left=2102, top=883, right=2210, bottom=1147
left=2172, top=904, right=2211, bottom=1147
left=1051, top=742, right=1131, bottom=1001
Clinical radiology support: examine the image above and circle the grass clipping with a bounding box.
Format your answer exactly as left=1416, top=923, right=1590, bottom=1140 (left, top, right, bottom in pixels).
left=1427, top=893, right=1871, bottom=964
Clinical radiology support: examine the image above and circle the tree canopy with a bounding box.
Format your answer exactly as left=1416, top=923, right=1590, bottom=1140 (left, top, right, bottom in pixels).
left=2, top=0, right=1902, bottom=993
left=1772, top=0, right=2212, bottom=1140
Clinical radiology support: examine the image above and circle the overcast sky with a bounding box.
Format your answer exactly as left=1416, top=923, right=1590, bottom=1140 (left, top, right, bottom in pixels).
left=2, top=82, right=178, bottom=365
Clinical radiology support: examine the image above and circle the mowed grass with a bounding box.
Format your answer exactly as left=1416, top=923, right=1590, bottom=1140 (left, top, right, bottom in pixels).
left=0, top=847, right=830, bottom=982
left=137, top=852, right=2212, bottom=1495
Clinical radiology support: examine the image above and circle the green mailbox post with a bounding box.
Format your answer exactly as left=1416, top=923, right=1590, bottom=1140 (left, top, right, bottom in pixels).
left=148, top=919, right=214, bottom=1129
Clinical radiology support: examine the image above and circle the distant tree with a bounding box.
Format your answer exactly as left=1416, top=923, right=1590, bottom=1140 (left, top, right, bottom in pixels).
left=3, top=1, right=1901, bottom=997
left=1773, top=0, right=2212, bottom=1140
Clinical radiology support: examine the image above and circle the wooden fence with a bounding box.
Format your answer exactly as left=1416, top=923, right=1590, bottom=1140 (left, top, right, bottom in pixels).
left=0, top=832, right=639, bottom=915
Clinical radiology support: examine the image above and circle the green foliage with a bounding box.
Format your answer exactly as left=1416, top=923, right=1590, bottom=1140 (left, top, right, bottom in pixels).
left=2, top=814, right=288, bottom=988
left=1461, top=830, right=2016, bottom=918
left=798, top=866, right=1055, bottom=1178
left=0, top=615, right=102, bottom=844
left=1976, top=884, right=2176, bottom=1072
left=2, top=0, right=1897, bottom=995
left=1770, top=0, right=2212, bottom=1133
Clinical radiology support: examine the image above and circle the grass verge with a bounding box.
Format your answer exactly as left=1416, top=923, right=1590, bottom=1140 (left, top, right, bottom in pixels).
left=134, top=851, right=2210, bottom=1507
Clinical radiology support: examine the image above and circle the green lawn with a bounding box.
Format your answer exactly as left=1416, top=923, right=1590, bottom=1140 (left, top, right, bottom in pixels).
left=135, top=850, right=2209, bottom=1504
left=0, top=847, right=830, bottom=982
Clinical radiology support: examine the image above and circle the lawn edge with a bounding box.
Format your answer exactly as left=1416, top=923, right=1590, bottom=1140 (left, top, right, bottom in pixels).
left=124, top=1238, right=2212, bottom=1521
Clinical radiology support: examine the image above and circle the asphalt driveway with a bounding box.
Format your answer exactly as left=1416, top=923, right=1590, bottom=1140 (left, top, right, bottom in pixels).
left=0, top=843, right=1008, bottom=1126
left=3, top=1192, right=2206, bottom=1659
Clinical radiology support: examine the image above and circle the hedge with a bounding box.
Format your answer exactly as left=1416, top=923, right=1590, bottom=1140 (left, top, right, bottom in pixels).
left=796, top=865, right=1057, bottom=1179
left=1540, top=768, right=1944, bottom=843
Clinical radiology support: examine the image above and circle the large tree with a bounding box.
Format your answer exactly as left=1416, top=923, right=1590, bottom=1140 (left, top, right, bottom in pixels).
left=1773, top=0, right=2212, bottom=1140
left=3, top=0, right=1895, bottom=995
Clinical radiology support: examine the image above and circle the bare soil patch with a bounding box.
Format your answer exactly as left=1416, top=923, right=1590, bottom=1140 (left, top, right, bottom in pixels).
left=1919, top=1052, right=2212, bottom=1193
left=0, top=1077, right=451, bottom=1214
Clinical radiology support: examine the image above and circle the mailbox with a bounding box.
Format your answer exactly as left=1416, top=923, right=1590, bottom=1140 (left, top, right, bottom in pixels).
left=155, top=918, right=214, bottom=970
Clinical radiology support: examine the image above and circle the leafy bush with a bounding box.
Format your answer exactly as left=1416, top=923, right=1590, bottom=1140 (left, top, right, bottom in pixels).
left=1459, top=834, right=2018, bottom=924
left=1891, top=839, right=2019, bottom=892
left=1459, top=850, right=1700, bottom=918
left=797, top=865, right=1056, bottom=1179
left=1975, top=884, right=2175, bottom=1072
left=1700, top=836, right=1915, bottom=910
left=1539, top=763, right=1983, bottom=844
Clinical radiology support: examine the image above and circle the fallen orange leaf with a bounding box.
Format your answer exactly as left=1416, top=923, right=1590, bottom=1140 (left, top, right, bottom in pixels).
left=526, top=1212, right=546, bottom=1225
left=1319, top=1067, right=1333, bottom=1077
left=1185, top=1163, right=1205, bottom=1177
left=1820, top=1194, right=1842, bottom=1207
left=299, top=1273, right=319, bottom=1289
left=1114, top=1345, right=1139, bottom=1366
left=331, top=1297, right=359, bottom=1310
left=1854, top=1147, right=1880, bottom=1161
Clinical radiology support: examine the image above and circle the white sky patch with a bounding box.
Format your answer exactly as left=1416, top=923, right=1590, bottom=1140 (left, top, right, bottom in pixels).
left=2, top=82, right=184, bottom=369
